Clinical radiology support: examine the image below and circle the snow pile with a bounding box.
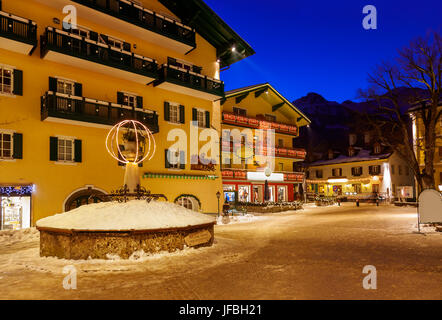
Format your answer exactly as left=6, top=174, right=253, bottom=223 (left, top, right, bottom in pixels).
left=36, top=200, right=215, bottom=231
left=0, top=227, right=39, bottom=245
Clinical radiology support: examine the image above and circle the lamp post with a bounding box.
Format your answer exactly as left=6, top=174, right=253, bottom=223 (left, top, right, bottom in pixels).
left=216, top=191, right=221, bottom=217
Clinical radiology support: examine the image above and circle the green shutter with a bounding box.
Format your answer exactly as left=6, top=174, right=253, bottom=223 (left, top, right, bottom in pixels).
left=164, top=102, right=170, bottom=121
left=13, top=69, right=23, bottom=96
left=50, top=137, right=58, bottom=161
left=165, top=149, right=171, bottom=168
left=74, top=83, right=82, bottom=97
left=205, top=111, right=210, bottom=128
left=12, top=133, right=23, bottom=159
left=179, top=105, right=185, bottom=124
left=179, top=151, right=185, bottom=169
left=74, top=139, right=82, bottom=163
left=136, top=96, right=143, bottom=109
left=49, top=77, right=57, bottom=92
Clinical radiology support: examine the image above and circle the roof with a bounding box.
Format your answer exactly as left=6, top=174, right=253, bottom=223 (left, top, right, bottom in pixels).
left=224, top=83, right=311, bottom=126
left=159, top=0, right=255, bottom=68
left=309, top=149, right=392, bottom=167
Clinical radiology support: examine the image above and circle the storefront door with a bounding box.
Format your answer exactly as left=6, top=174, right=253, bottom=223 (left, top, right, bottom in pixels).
left=252, top=185, right=263, bottom=203
left=0, top=196, right=31, bottom=230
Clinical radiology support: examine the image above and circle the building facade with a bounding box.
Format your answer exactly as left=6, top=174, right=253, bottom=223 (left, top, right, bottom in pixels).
left=306, top=137, right=415, bottom=201
left=220, top=84, right=310, bottom=203
left=0, top=0, right=254, bottom=230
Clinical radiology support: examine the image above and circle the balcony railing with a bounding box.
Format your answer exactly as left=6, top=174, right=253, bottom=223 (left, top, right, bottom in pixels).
left=41, top=91, right=159, bottom=133
left=71, top=0, right=196, bottom=48
left=222, top=112, right=299, bottom=136
left=0, top=11, right=37, bottom=51
left=156, top=64, right=225, bottom=99
left=221, top=169, right=304, bottom=182
left=221, top=140, right=306, bottom=160
left=40, top=27, right=158, bottom=81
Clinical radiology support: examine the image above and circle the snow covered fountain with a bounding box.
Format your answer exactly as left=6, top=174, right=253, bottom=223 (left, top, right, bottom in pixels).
left=36, top=120, right=215, bottom=260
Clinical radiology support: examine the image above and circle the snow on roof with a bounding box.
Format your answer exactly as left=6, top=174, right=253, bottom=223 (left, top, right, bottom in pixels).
left=36, top=200, right=215, bottom=231
left=310, top=149, right=392, bottom=167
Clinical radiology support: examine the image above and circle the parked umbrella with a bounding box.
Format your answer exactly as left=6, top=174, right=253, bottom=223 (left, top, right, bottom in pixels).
left=264, top=180, right=270, bottom=201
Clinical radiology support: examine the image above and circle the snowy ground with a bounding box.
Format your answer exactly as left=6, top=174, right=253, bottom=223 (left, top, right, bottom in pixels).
left=0, top=203, right=441, bottom=300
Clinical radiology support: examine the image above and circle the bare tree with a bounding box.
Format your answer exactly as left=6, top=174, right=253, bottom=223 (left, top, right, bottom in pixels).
left=358, top=31, right=441, bottom=191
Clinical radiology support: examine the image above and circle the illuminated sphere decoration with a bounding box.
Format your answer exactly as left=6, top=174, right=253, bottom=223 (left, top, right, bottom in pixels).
left=106, top=120, right=156, bottom=165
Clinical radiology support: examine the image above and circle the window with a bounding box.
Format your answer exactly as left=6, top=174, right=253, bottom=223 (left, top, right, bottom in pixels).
left=405, top=166, right=409, bottom=176
left=264, top=114, right=276, bottom=122
left=278, top=163, right=284, bottom=171
left=0, top=67, right=13, bottom=94
left=351, top=167, right=363, bottom=176
left=122, top=93, right=136, bottom=107
left=70, top=26, right=90, bottom=38
left=197, top=110, right=206, bottom=128
left=169, top=104, right=180, bottom=123
left=332, top=168, right=342, bottom=177
left=58, top=138, right=74, bottom=162
left=374, top=143, right=381, bottom=154
left=391, top=165, right=395, bottom=175
left=233, top=107, right=247, bottom=116
left=398, top=165, right=402, bottom=175
left=348, top=147, right=355, bottom=157
left=369, top=165, right=381, bottom=175
left=316, top=170, right=323, bottom=178
left=175, top=195, right=200, bottom=211
left=107, top=37, right=123, bottom=50
left=165, top=149, right=185, bottom=169
left=57, top=79, right=74, bottom=95
left=349, top=134, right=357, bottom=146
left=0, top=132, right=12, bottom=159
left=353, top=184, right=362, bottom=194
left=278, top=139, right=284, bottom=147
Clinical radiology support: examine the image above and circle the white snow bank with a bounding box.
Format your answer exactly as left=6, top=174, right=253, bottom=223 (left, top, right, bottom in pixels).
left=36, top=200, right=215, bottom=231
left=216, top=214, right=267, bottom=225
left=0, top=227, right=39, bottom=245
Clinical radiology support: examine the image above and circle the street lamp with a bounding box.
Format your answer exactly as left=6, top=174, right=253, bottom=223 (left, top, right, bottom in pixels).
left=216, top=191, right=221, bottom=217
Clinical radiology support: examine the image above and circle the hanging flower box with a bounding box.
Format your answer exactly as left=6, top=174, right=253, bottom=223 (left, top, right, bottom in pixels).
left=277, top=148, right=287, bottom=156
left=296, top=150, right=306, bottom=159
left=223, top=113, right=236, bottom=123
left=222, top=170, right=234, bottom=178
left=236, top=116, right=249, bottom=125
left=271, top=122, right=280, bottom=130
left=279, top=124, right=290, bottom=132
left=287, top=149, right=297, bottom=157
left=289, top=125, right=298, bottom=135
left=248, top=118, right=259, bottom=127
left=234, top=171, right=247, bottom=179
left=259, top=121, right=272, bottom=130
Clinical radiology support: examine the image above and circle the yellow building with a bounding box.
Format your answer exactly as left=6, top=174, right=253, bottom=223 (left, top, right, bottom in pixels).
left=306, top=143, right=415, bottom=201
left=220, top=83, right=310, bottom=203
left=0, top=0, right=254, bottom=230
left=409, top=103, right=442, bottom=192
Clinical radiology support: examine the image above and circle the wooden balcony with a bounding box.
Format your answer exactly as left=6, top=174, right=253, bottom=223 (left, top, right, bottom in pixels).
left=40, top=27, right=158, bottom=84
left=35, top=0, right=196, bottom=54
left=0, top=11, right=37, bottom=55
left=41, top=91, right=159, bottom=133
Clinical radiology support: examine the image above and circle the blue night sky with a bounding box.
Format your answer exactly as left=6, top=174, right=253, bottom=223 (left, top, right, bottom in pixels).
left=205, top=0, right=442, bottom=103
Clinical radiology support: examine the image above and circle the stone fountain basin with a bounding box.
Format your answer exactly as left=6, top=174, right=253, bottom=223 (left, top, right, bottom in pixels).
left=36, top=200, right=215, bottom=260
left=37, top=223, right=214, bottom=260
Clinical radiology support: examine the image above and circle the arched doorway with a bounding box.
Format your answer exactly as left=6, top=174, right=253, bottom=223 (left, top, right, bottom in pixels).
left=64, top=187, right=106, bottom=212
left=174, top=194, right=201, bottom=212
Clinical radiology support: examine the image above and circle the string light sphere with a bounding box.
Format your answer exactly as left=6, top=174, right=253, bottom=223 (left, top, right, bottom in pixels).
left=106, top=120, right=156, bottom=165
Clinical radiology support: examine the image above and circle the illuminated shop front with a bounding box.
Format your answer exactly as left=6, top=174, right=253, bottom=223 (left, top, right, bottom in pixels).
left=0, top=185, right=33, bottom=230
left=222, top=170, right=304, bottom=203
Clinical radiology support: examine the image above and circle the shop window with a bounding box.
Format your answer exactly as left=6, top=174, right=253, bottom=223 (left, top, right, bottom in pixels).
left=238, top=185, right=251, bottom=202
left=0, top=67, right=13, bottom=94
left=0, top=196, right=31, bottom=230
left=353, top=184, right=362, bottom=194
left=0, top=132, right=12, bottom=159
left=277, top=186, right=287, bottom=202
left=372, top=184, right=380, bottom=193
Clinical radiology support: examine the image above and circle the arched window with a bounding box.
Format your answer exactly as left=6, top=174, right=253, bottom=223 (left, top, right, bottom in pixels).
left=174, top=195, right=201, bottom=212
left=64, top=188, right=106, bottom=212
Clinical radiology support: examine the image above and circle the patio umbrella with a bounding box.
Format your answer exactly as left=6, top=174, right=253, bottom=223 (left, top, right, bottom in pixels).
left=264, top=180, right=270, bottom=201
